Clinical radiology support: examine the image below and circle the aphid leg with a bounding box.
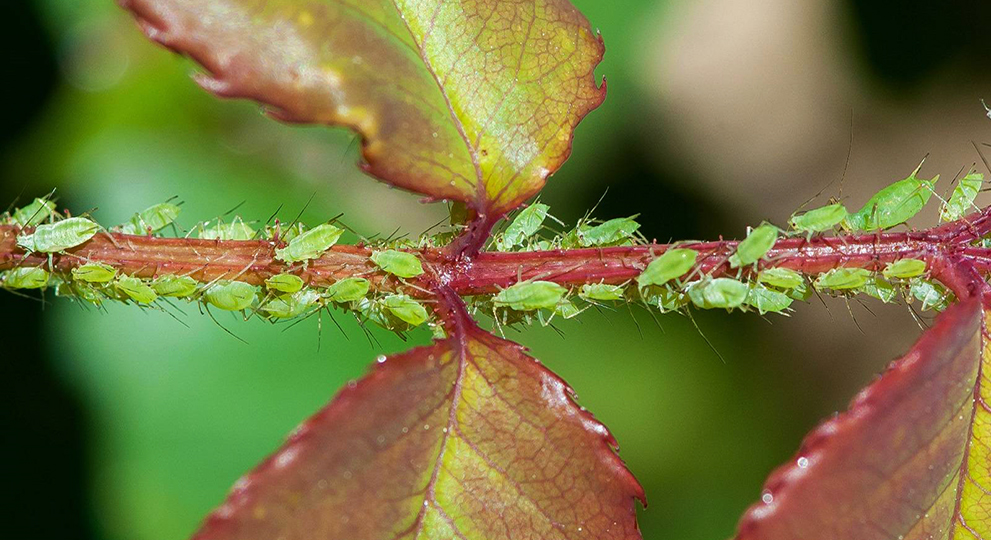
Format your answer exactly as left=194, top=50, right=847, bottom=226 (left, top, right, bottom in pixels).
left=685, top=309, right=725, bottom=364
left=203, top=304, right=249, bottom=344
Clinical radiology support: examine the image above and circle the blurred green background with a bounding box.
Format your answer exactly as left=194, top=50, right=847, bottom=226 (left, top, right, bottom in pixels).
left=2, top=1, right=990, bottom=539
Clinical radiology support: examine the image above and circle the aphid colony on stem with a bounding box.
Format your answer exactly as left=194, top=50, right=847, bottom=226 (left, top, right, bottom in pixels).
left=0, top=161, right=975, bottom=337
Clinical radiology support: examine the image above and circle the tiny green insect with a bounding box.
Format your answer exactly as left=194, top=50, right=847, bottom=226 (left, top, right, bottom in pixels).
left=1, top=267, right=49, bottom=289
left=940, top=172, right=983, bottom=222
left=577, top=216, right=641, bottom=247
left=910, top=279, right=949, bottom=311
left=151, top=274, right=199, bottom=298
left=813, top=268, right=871, bottom=291
left=641, top=287, right=688, bottom=313
left=498, top=203, right=550, bottom=251
left=265, top=273, right=304, bottom=294
left=17, top=217, right=99, bottom=253
left=353, top=297, right=393, bottom=329
left=552, top=299, right=583, bottom=319
left=637, top=248, right=698, bottom=288
left=370, top=250, right=424, bottom=278
left=120, top=202, right=181, bottom=235
left=275, top=223, right=344, bottom=263
left=757, top=267, right=805, bottom=290
left=745, top=283, right=794, bottom=315
left=115, top=275, right=158, bottom=304
left=72, top=262, right=117, bottom=283
left=687, top=278, right=749, bottom=310
left=11, top=198, right=57, bottom=227
left=788, top=203, right=848, bottom=237
left=493, top=280, right=566, bottom=311
left=203, top=280, right=259, bottom=311
left=265, top=222, right=307, bottom=243
left=729, top=222, right=779, bottom=268
left=858, top=275, right=898, bottom=303
left=197, top=218, right=255, bottom=240
left=881, top=258, right=927, bottom=280
left=579, top=283, right=626, bottom=302
left=382, top=294, right=430, bottom=327
left=262, top=290, right=321, bottom=319
left=325, top=277, right=370, bottom=303
left=844, top=166, right=939, bottom=231
left=59, top=281, right=104, bottom=305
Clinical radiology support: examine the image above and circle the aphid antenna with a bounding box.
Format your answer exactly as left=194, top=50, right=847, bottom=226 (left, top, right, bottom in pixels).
left=158, top=302, right=191, bottom=329
left=159, top=296, right=189, bottom=318
left=419, top=215, right=450, bottom=238
left=381, top=225, right=403, bottom=244
left=252, top=203, right=285, bottom=240
left=201, top=304, right=250, bottom=344
left=685, top=309, right=725, bottom=364
left=905, top=301, right=927, bottom=331
left=221, top=200, right=247, bottom=218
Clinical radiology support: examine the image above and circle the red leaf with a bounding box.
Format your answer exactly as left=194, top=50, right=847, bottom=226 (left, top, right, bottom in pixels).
left=192, top=321, right=644, bottom=539
left=118, top=0, right=606, bottom=216
left=734, top=299, right=991, bottom=540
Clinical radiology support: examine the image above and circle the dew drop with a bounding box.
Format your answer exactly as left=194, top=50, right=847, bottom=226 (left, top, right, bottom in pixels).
left=797, top=457, right=809, bottom=469
left=376, top=355, right=387, bottom=364
left=761, top=491, right=774, bottom=504
left=423, top=424, right=430, bottom=430
left=346, top=380, right=357, bottom=389
left=402, top=427, right=409, bottom=434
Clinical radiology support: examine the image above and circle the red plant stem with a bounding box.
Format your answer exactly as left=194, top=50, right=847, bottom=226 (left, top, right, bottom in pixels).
left=3, top=207, right=991, bottom=298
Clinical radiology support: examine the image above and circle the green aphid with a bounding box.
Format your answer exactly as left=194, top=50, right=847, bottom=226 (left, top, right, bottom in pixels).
left=120, top=202, right=181, bottom=235
left=265, top=273, right=304, bottom=294
left=353, top=297, right=393, bottom=329
left=729, top=222, right=779, bottom=268
left=382, top=294, right=429, bottom=327
left=17, top=217, right=99, bottom=253
left=745, top=284, right=794, bottom=315
left=940, top=172, right=983, bottom=222
left=637, top=248, right=698, bottom=288
left=1, top=267, right=49, bottom=289
left=788, top=204, right=848, bottom=236
left=757, top=267, right=805, bottom=290
left=813, top=268, right=871, bottom=291
left=687, top=278, right=749, bottom=310
left=203, top=280, right=259, bottom=311
left=641, top=287, right=688, bottom=313
left=881, top=258, right=927, bottom=280
left=72, top=262, right=117, bottom=283
left=553, top=299, right=583, bottom=319
left=577, top=216, right=640, bottom=247
left=844, top=166, right=939, bottom=231
left=493, top=280, right=566, bottom=311
left=430, top=323, right=448, bottom=340
left=498, top=203, right=549, bottom=251
left=115, top=275, right=158, bottom=304
left=910, top=279, right=949, bottom=311
left=266, top=222, right=307, bottom=243
left=325, top=277, right=370, bottom=303
left=60, top=281, right=104, bottom=305
left=370, top=250, right=424, bottom=278
left=151, top=274, right=199, bottom=298
left=197, top=218, right=255, bottom=241
left=579, top=283, right=626, bottom=302
left=262, top=290, right=321, bottom=319
left=275, top=223, right=344, bottom=263
left=858, top=275, right=898, bottom=303
left=11, top=198, right=57, bottom=227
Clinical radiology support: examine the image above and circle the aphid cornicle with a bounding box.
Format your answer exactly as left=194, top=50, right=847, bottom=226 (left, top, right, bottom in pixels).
left=881, top=258, right=927, bottom=280
left=370, top=250, right=424, bottom=278
left=265, top=273, right=305, bottom=294
left=813, top=268, right=871, bottom=291
left=844, top=165, right=939, bottom=231
left=637, top=248, right=698, bottom=289
left=1, top=267, right=49, bottom=289
left=72, top=262, right=117, bottom=283
left=203, top=280, right=259, bottom=311
left=151, top=274, right=199, bottom=298
left=493, top=280, right=566, bottom=311
left=17, top=217, right=99, bottom=253
left=11, top=198, right=57, bottom=227
left=325, top=277, right=370, bottom=303
left=788, top=203, right=848, bottom=237
left=120, top=202, right=181, bottom=235
left=687, top=278, right=749, bottom=310
left=115, top=275, right=158, bottom=304
left=729, top=222, right=778, bottom=269
left=275, top=223, right=344, bottom=263
left=940, top=172, right=983, bottom=222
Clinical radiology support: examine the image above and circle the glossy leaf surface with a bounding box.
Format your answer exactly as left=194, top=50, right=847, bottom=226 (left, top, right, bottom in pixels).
left=735, top=299, right=991, bottom=540
left=119, top=0, right=606, bottom=215
left=193, top=321, right=643, bottom=539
